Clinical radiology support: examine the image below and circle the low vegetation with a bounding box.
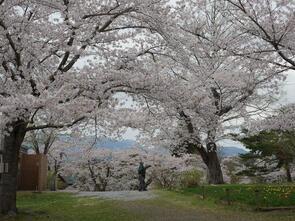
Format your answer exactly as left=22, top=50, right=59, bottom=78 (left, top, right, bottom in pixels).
left=1, top=190, right=294, bottom=221
left=183, top=184, right=295, bottom=208
left=153, top=169, right=203, bottom=190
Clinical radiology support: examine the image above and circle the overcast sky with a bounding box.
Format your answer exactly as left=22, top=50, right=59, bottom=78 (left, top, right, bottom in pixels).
left=280, top=71, right=295, bottom=104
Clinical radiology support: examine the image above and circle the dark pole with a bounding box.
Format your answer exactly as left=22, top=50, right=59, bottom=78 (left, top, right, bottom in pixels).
left=225, top=188, right=231, bottom=205
left=202, top=185, right=205, bottom=200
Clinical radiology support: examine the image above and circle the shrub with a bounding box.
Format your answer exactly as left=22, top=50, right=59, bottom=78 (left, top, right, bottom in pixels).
left=152, top=168, right=181, bottom=190
left=152, top=169, right=203, bottom=190
left=57, top=178, right=68, bottom=190
left=179, top=170, right=203, bottom=188
left=47, top=171, right=59, bottom=191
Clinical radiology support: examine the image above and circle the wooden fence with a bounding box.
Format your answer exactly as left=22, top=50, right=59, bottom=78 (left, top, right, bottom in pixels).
left=18, top=154, right=48, bottom=191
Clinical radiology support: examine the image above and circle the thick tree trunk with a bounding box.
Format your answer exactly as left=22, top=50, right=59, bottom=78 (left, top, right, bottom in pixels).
left=206, top=151, right=224, bottom=184
left=198, top=148, right=224, bottom=184
left=0, top=121, right=27, bottom=215
left=284, top=163, right=292, bottom=183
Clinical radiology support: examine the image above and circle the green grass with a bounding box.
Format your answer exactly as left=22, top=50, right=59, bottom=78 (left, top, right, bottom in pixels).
left=5, top=192, right=142, bottom=221
left=182, top=184, right=295, bottom=207
left=1, top=190, right=294, bottom=221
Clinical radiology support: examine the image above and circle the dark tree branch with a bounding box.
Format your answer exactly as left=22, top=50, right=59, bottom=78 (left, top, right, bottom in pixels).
left=26, top=116, right=86, bottom=131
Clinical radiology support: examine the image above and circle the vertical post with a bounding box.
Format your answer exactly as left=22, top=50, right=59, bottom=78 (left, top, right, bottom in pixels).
left=0, top=128, right=3, bottom=151
left=36, top=160, right=39, bottom=192
left=0, top=129, right=4, bottom=183
left=0, top=155, right=3, bottom=181
left=225, top=188, right=231, bottom=205
left=254, top=189, right=260, bottom=210
left=202, top=185, right=205, bottom=200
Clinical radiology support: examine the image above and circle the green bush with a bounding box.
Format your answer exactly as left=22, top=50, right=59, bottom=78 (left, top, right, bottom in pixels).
left=179, top=170, right=203, bottom=188
left=152, top=168, right=180, bottom=190
left=57, top=177, right=68, bottom=190
left=183, top=184, right=295, bottom=207
left=47, top=171, right=54, bottom=190
left=47, top=171, right=68, bottom=190
left=152, top=169, right=203, bottom=190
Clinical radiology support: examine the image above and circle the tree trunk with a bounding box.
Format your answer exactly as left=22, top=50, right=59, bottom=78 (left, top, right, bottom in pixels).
left=94, top=183, right=106, bottom=192
left=199, top=149, right=224, bottom=184
left=101, top=182, right=107, bottom=192
left=284, top=163, right=292, bottom=183
left=94, top=184, right=99, bottom=191
left=0, top=121, right=27, bottom=215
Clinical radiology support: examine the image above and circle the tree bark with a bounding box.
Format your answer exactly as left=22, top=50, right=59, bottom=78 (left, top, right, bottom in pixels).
left=206, top=151, right=224, bottom=184
left=0, top=121, right=27, bottom=215
left=198, top=147, right=224, bottom=184
left=178, top=110, right=224, bottom=184
left=185, top=142, right=224, bottom=184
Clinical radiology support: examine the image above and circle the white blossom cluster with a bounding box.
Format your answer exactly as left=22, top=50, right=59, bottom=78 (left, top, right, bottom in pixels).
left=58, top=147, right=197, bottom=191
left=248, top=104, right=295, bottom=133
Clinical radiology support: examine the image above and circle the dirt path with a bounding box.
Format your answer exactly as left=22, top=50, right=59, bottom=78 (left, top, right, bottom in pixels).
left=76, top=190, right=157, bottom=201
left=75, top=191, right=294, bottom=221
left=76, top=191, right=207, bottom=221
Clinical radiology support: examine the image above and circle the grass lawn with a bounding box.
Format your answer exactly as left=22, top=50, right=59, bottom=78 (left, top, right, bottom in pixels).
left=182, top=184, right=295, bottom=208
left=0, top=189, right=294, bottom=221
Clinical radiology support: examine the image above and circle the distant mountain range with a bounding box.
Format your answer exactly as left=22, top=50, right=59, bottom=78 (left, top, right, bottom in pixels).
left=58, top=135, right=248, bottom=157
left=92, top=139, right=248, bottom=157
left=219, top=146, right=248, bottom=157
left=58, top=135, right=136, bottom=150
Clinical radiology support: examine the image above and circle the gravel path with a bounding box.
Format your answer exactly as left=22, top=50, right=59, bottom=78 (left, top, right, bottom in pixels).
left=75, top=190, right=157, bottom=201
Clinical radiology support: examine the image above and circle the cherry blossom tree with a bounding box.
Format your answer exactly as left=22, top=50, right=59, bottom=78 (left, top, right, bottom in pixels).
left=0, top=0, right=166, bottom=214
left=249, top=104, right=295, bottom=132
left=224, top=0, right=295, bottom=70
left=126, top=0, right=286, bottom=184
left=46, top=135, right=79, bottom=191
left=0, top=0, right=293, bottom=214
left=66, top=149, right=114, bottom=191
left=60, top=146, right=198, bottom=191
left=25, top=129, right=57, bottom=155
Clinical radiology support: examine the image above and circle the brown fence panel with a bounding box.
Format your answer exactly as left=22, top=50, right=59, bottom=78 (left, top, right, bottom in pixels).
left=38, top=154, right=48, bottom=191
left=18, top=154, right=47, bottom=191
